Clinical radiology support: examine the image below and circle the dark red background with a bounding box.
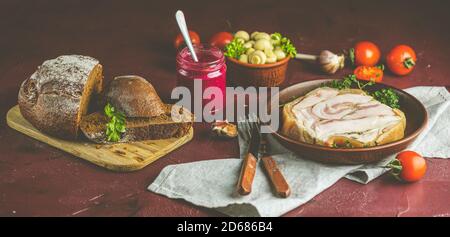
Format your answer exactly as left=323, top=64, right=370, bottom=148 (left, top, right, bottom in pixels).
left=0, top=0, right=449, bottom=216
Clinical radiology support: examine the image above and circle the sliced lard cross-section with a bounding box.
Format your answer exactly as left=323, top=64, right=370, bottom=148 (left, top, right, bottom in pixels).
left=311, top=94, right=373, bottom=120
left=293, top=87, right=339, bottom=109
left=340, top=129, right=380, bottom=143
left=344, top=102, right=396, bottom=120
left=315, top=115, right=401, bottom=141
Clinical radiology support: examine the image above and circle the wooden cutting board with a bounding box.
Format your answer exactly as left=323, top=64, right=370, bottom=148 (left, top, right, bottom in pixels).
left=6, top=105, right=193, bottom=172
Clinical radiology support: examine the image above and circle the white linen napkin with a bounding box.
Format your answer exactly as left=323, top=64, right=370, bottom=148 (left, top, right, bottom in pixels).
left=148, top=87, right=450, bottom=217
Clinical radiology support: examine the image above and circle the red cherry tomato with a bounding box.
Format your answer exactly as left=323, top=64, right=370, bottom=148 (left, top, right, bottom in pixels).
left=389, top=151, right=427, bottom=182
left=354, top=66, right=384, bottom=82
left=209, top=32, right=233, bottom=50
left=386, top=45, right=417, bottom=76
left=352, top=41, right=381, bottom=66
left=174, top=30, right=201, bottom=50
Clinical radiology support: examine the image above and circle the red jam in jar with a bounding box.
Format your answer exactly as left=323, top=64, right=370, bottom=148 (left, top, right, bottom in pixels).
left=176, top=45, right=226, bottom=113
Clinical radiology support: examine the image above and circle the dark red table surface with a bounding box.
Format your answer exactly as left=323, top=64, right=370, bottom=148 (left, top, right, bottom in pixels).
left=1, top=0, right=449, bottom=217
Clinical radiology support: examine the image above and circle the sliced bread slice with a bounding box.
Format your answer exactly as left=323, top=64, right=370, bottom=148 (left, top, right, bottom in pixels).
left=80, top=104, right=193, bottom=143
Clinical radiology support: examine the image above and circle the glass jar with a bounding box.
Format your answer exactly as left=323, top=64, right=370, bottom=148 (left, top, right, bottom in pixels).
left=176, top=44, right=226, bottom=113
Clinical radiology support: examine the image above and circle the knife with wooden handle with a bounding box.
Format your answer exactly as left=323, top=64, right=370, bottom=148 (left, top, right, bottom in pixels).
left=259, top=133, right=291, bottom=198
left=236, top=152, right=258, bottom=195
left=261, top=156, right=291, bottom=198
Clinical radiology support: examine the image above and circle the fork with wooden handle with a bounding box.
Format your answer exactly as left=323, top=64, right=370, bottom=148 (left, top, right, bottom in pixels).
left=236, top=151, right=257, bottom=195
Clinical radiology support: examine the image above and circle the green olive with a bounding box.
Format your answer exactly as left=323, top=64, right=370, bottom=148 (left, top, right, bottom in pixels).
left=246, top=48, right=255, bottom=55
left=249, top=50, right=266, bottom=64
left=254, top=32, right=270, bottom=41
left=254, top=39, right=272, bottom=51
left=234, top=30, right=250, bottom=41
left=250, top=31, right=259, bottom=40
left=265, top=49, right=277, bottom=64
left=264, top=48, right=274, bottom=56
left=243, top=40, right=255, bottom=49
left=266, top=56, right=277, bottom=64
left=274, top=49, right=286, bottom=60
left=270, top=33, right=281, bottom=41
left=271, top=39, right=281, bottom=46
left=239, top=54, right=248, bottom=63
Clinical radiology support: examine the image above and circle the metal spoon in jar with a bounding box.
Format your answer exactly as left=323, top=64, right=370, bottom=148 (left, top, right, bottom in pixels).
left=175, top=10, right=199, bottom=62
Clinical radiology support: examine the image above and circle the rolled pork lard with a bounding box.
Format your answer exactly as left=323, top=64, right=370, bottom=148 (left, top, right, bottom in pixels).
left=281, top=87, right=406, bottom=148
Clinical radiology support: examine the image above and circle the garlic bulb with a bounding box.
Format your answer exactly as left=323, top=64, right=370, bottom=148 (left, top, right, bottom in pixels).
left=295, top=50, right=345, bottom=74
left=318, top=50, right=345, bottom=74
left=249, top=50, right=266, bottom=64
left=211, top=120, right=237, bottom=138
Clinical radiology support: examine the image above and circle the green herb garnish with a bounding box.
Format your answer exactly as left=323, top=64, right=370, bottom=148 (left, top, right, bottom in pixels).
left=331, top=140, right=353, bottom=148
left=325, top=74, right=374, bottom=90
left=272, top=32, right=297, bottom=58
left=324, top=74, right=400, bottom=109
left=224, top=38, right=246, bottom=59
left=372, top=88, right=400, bottom=109
left=104, top=103, right=126, bottom=142
left=345, top=140, right=353, bottom=148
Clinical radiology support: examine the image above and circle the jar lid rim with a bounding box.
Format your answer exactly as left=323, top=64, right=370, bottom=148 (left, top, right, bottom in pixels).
left=177, top=44, right=225, bottom=70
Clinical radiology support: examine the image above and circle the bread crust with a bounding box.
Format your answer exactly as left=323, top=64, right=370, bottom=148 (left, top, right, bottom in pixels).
left=18, top=55, right=103, bottom=139
left=105, top=75, right=166, bottom=118
left=281, top=88, right=406, bottom=148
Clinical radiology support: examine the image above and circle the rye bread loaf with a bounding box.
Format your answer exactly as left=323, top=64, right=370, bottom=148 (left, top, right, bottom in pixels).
left=80, top=75, right=193, bottom=143
left=18, top=55, right=103, bottom=139
left=105, top=75, right=166, bottom=117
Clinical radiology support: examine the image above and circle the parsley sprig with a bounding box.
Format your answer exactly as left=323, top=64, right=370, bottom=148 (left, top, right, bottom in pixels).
left=272, top=32, right=297, bottom=58
left=224, top=38, right=246, bottom=59
left=324, top=74, right=400, bottom=109
left=104, top=103, right=126, bottom=142
left=326, top=74, right=374, bottom=90
left=372, top=89, right=400, bottom=109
